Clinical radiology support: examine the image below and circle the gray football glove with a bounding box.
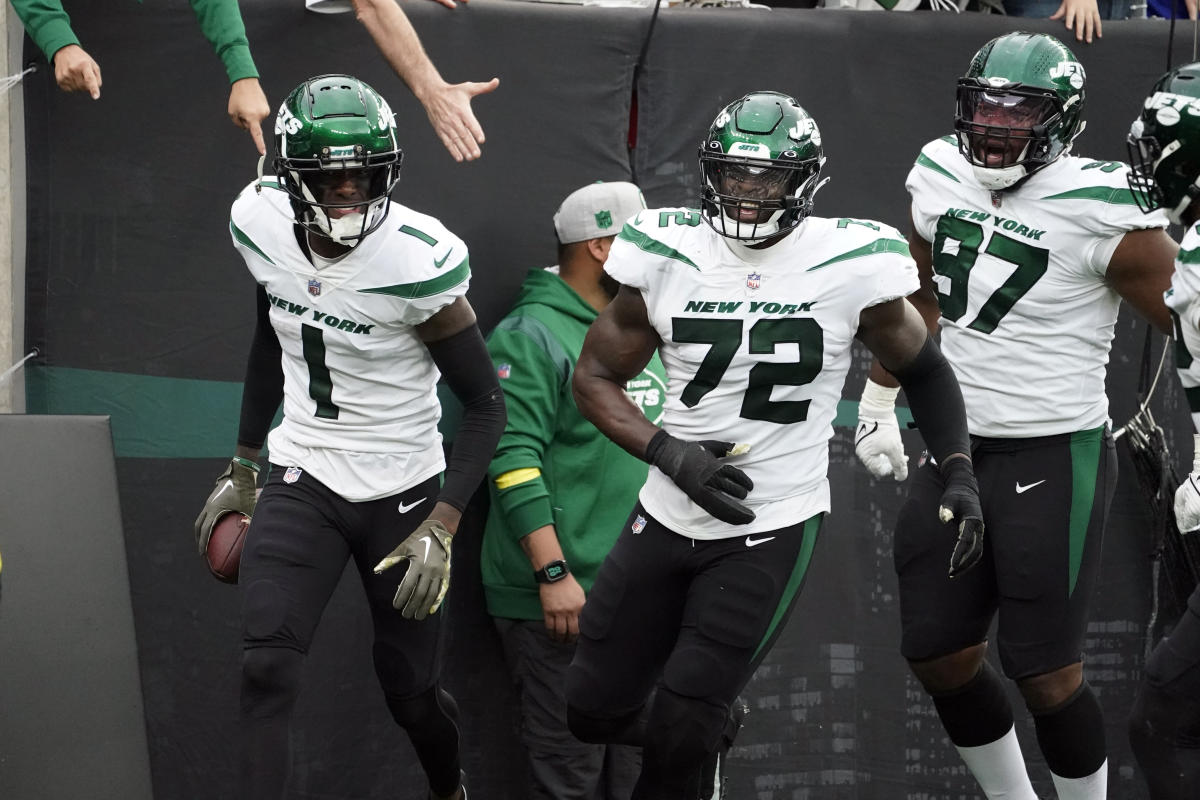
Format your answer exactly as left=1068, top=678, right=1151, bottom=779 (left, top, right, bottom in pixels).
left=194, top=457, right=260, bottom=555
left=373, top=519, right=454, bottom=620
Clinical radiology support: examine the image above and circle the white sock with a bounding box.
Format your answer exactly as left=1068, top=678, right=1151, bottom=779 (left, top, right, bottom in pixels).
left=1050, top=759, right=1107, bottom=800
left=955, top=725, right=1039, bottom=800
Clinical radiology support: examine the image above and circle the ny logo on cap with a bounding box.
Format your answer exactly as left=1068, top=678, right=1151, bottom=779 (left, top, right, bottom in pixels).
left=595, top=210, right=613, bottom=229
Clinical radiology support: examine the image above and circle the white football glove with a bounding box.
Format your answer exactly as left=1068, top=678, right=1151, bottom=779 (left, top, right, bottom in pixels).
left=1174, top=434, right=1200, bottom=534
left=855, top=379, right=909, bottom=481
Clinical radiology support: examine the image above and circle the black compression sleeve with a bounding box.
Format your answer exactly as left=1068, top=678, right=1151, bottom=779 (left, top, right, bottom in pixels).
left=892, top=336, right=971, bottom=463
left=425, top=324, right=507, bottom=512
left=237, top=285, right=284, bottom=451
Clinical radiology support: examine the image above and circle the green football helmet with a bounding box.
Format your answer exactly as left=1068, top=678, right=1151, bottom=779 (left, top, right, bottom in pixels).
left=273, top=74, right=402, bottom=245
left=955, top=32, right=1086, bottom=191
left=699, top=91, right=826, bottom=241
left=1127, top=62, right=1200, bottom=224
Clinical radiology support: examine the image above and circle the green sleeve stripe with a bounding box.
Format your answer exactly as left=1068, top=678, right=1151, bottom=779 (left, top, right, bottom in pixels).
left=1179, top=246, right=1200, bottom=266
left=490, top=315, right=572, bottom=386
left=230, top=220, right=275, bottom=265
left=807, top=238, right=911, bottom=272
left=1040, top=186, right=1140, bottom=205
left=359, top=258, right=469, bottom=298
left=399, top=224, right=439, bottom=247
left=618, top=223, right=700, bottom=271
left=915, top=152, right=960, bottom=183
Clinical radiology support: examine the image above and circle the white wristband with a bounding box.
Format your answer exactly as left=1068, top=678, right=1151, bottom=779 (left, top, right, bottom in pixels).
left=860, top=378, right=900, bottom=415
left=1192, top=432, right=1200, bottom=474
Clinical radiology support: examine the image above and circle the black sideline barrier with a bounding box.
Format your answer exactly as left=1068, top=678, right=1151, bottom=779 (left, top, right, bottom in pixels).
left=14, top=2, right=1197, bottom=797
left=0, top=415, right=152, bottom=800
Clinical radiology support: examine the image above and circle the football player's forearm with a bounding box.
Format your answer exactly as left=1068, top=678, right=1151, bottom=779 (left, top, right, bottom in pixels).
left=893, top=337, right=971, bottom=465
left=427, top=325, right=507, bottom=511
left=572, top=370, right=658, bottom=461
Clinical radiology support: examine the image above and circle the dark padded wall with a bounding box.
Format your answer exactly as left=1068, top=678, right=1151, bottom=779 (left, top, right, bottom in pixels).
left=15, top=2, right=1196, bottom=798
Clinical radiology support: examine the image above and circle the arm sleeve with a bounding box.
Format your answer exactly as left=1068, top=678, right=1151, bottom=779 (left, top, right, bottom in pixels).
left=485, top=324, right=567, bottom=539
left=892, top=336, right=971, bottom=463
left=9, top=0, right=79, bottom=63
left=426, top=324, right=507, bottom=512
left=237, top=285, right=283, bottom=450
left=189, top=0, right=259, bottom=82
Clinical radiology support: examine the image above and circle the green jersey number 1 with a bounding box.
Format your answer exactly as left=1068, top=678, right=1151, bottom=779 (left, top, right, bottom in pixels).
left=301, top=324, right=340, bottom=419
left=932, top=216, right=1049, bottom=334
left=671, top=317, right=823, bottom=423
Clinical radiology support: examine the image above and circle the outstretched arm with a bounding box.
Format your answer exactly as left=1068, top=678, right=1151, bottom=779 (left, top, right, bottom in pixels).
left=351, top=0, right=499, bottom=162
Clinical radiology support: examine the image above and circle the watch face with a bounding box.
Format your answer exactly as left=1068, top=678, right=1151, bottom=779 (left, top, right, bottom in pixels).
left=545, top=563, right=566, bottom=580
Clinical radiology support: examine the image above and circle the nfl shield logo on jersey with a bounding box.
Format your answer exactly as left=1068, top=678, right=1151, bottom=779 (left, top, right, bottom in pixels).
left=746, top=272, right=761, bottom=290
left=631, top=515, right=646, bottom=534
left=307, top=278, right=322, bottom=297
left=497, top=363, right=511, bottom=379
left=283, top=466, right=303, bottom=484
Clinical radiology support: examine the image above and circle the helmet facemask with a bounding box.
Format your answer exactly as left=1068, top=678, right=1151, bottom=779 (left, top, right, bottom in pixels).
left=279, top=151, right=400, bottom=245
left=700, top=151, right=821, bottom=241
left=955, top=83, right=1067, bottom=191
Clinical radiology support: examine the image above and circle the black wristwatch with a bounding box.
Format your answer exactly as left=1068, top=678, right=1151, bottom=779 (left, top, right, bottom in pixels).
left=534, top=559, right=570, bottom=584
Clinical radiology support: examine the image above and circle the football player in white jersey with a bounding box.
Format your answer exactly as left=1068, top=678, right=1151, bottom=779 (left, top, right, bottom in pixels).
left=856, top=33, right=1178, bottom=800
left=564, top=91, right=984, bottom=800
left=1125, top=61, right=1200, bottom=800
left=193, top=75, right=505, bottom=800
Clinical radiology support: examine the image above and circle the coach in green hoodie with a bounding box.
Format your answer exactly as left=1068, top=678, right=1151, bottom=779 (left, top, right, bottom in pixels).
left=482, top=182, right=665, bottom=800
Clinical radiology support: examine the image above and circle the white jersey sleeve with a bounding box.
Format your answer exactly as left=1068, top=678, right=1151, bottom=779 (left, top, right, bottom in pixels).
left=1167, top=224, right=1200, bottom=431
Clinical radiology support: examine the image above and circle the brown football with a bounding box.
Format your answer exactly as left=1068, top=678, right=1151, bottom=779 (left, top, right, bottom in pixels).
left=206, top=512, right=250, bottom=584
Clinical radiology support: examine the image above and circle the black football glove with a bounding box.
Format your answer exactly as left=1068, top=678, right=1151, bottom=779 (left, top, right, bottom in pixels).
left=937, top=456, right=984, bottom=579
left=194, top=457, right=260, bottom=556
left=644, top=430, right=755, bottom=525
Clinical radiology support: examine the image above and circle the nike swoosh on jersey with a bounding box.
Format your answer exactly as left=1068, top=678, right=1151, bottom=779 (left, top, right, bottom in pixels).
left=434, top=251, right=451, bottom=269
left=398, top=497, right=426, bottom=514
left=745, top=535, right=776, bottom=547
left=1015, top=480, right=1046, bottom=494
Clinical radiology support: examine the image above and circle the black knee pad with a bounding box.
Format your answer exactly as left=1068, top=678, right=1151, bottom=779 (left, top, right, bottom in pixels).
left=644, top=688, right=728, bottom=774
left=241, top=646, right=304, bottom=717
left=385, top=685, right=458, bottom=731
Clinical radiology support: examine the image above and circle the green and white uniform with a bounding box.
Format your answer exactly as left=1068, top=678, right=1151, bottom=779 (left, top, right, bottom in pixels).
left=1167, top=224, right=1200, bottom=431
left=229, top=179, right=470, bottom=501
left=606, top=208, right=918, bottom=539
left=909, top=136, right=1169, bottom=437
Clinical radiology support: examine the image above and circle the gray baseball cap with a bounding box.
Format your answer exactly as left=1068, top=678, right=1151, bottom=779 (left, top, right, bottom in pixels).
left=553, top=181, right=646, bottom=244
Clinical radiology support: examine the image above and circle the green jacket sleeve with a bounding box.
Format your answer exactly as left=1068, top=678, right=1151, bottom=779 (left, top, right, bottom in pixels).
left=9, top=0, right=79, bottom=63
left=486, top=322, right=567, bottom=540
left=189, top=0, right=259, bottom=83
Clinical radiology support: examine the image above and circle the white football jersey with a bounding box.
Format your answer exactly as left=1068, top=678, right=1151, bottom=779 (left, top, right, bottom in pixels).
left=229, top=180, right=470, bottom=501
left=1166, top=223, right=1200, bottom=432
left=908, top=136, right=1169, bottom=437
left=606, top=208, right=918, bottom=539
